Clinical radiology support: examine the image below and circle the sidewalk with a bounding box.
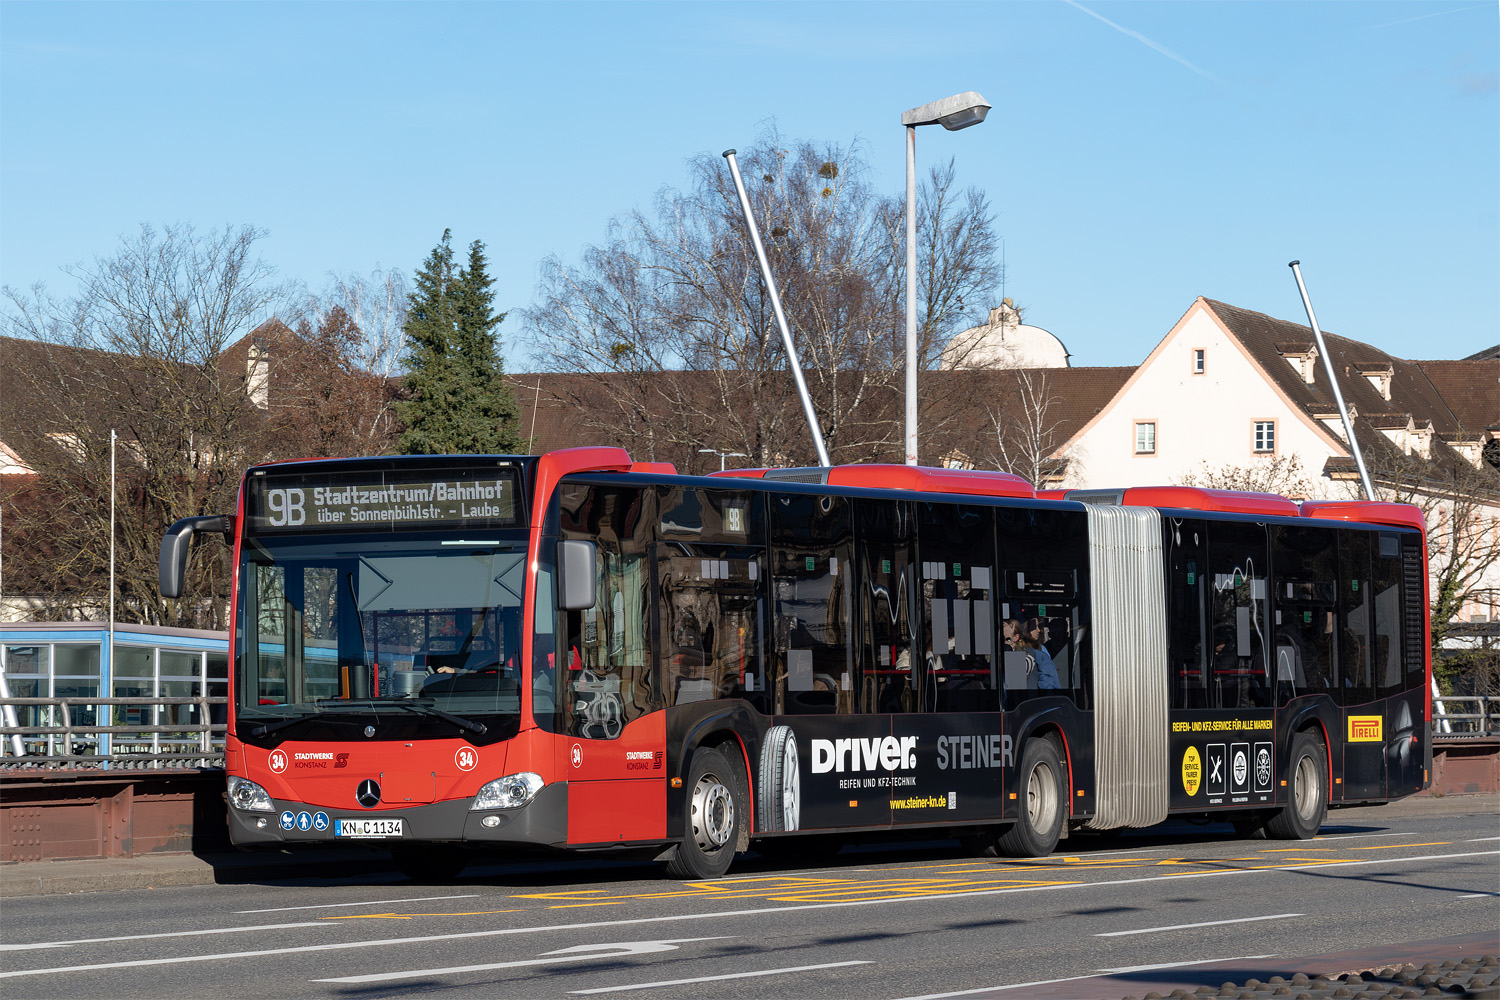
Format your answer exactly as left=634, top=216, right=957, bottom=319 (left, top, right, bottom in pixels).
left=2, top=793, right=1495, bottom=899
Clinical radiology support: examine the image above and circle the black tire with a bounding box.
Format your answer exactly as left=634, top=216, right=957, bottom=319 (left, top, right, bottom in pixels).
left=390, top=846, right=468, bottom=882
left=997, top=738, right=1067, bottom=858
left=1266, top=731, right=1327, bottom=840
left=757, top=725, right=800, bottom=832
left=665, top=745, right=744, bottom=880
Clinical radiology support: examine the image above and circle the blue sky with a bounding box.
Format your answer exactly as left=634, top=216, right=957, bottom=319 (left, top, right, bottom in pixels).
left=2, top=1, right=1495, bottom=368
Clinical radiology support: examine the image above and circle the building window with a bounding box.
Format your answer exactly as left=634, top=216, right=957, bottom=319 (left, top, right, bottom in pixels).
left=1135, top=421, right=1157, bottom=454
left=1254, top=420, right=1276, bottom=453
left=1192, top=349, right=1205, bottom=374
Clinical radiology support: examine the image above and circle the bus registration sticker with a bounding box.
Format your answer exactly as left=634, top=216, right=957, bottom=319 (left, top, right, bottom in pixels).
left=336, top=818, right=404, bottom=838
left=1348, top=716, right=1383, bottom=742
left=1182, top=746, right=1201, bottom=796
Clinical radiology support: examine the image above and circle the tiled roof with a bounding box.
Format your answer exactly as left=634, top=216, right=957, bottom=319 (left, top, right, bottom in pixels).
left=1202, top=299, right=1497, bottom=439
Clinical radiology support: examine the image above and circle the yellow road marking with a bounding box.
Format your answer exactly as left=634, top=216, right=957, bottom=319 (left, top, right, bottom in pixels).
left=1260, top=848, right=1334, bottom=853
left=547, top=900, right=631, bottom=908
left=324, top=909, right=525, bottom=920
left=1353, top=842, right=1451, bottom=850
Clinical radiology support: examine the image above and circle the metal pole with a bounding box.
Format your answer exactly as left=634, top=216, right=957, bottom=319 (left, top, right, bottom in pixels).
left=106, top=428, right=115, bottom=762
left=722, top=149, right=832, bottom=467
left=1289, top=261, right=1376, bottom=501
left=905, top=125, right=919, bottom=466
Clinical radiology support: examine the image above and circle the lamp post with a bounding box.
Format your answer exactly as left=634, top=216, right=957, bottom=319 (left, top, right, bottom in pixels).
left=698, top=448, right=748, bottom=472
left=901, top=91, right=990, bottom=466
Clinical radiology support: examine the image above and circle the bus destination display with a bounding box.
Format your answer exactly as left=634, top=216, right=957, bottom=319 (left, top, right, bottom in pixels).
left=248, top=470, right=521, bottom=532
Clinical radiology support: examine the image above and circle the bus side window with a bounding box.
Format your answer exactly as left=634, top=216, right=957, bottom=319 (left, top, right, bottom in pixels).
left=855, top=498, right=914, bottom=714
left=656, top=487, right=765, bottom=711
left=1166, top=518, right=1208, bottom=710
left=918, top=502, right=997, bottom=713
left=996, top=507, right=1089, bottom=711
left=1270, top=524, right=1337, bottom=705
left=1206, top=521, right=1270, bottom=710
left=1339, top=531, right=1373, bottom=707
left=1373, top=532, right=1404, bottom=699
left=770, top=492, right=854, bottom=715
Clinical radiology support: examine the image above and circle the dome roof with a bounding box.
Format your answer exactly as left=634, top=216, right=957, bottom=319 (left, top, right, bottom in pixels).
left=940, top=300, right=1070, bottom=370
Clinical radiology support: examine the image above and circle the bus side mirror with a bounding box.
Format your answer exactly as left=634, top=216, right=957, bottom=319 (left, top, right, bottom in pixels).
left=159, top=515, right=234, bottom=599
left=558, top=539, right=597, bottom=611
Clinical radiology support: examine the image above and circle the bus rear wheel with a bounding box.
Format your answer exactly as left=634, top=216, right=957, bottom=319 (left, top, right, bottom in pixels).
left=997, top=738, right=1066, bottom=858
left=1266, top=731, right=1327, bottom=840
left=665, top=745, right=744, bottom=880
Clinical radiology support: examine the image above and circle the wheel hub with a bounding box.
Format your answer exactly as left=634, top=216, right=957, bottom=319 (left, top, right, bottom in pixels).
left=691, top=776, right=734, bottom=851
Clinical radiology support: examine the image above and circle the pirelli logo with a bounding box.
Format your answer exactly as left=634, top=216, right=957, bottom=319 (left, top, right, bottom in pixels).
left=1348, top=716, right=1384, bottom=742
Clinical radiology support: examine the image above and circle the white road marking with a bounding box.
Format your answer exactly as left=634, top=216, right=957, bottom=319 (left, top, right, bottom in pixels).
left=1095, top=913, right=1302, bottom=937
left=1100, top=954, right=1276, bottom=973
left=3, top=849, right=1493, bottom=980
left=0, top=922, right=327, bottom=952
left=1459, top=892, right=1499, bottom=898
left=313, top=938, right=729, bottom=984
left=891, top=957, right=1277, bottom=1000
left=1314, top=832, right=1419, bottom=841
left=1466, top=836, right=1500, bottom=843
left=892, top=974, right=1117, bottom=999
left=235, top=894, right=480, bottom=914
left=568, top=960, right=873, bottom=993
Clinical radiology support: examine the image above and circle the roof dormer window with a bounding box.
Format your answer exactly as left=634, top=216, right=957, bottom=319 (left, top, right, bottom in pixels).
left=1356, top=362, right=1394, bottom=401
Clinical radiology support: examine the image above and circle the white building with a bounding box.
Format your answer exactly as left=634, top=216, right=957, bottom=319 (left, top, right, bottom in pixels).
left=1049, top=297, right=1500, bottom=623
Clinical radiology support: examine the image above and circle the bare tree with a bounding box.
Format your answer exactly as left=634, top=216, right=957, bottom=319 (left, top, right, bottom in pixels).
left=526, top=129, right=1002, bottom=471
left=1355, top=447, right=1500, bottom=661
left=265, top=306, right=399, bottom=460
left=1177, top=453, right=1316, bottom=498
left=1, top=223, right=293, bottom=626
left=984, top=369, right=1066, bottom=486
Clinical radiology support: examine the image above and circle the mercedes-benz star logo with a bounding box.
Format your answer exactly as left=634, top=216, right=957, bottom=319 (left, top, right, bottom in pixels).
left=356, top=779, right=381, bottom=808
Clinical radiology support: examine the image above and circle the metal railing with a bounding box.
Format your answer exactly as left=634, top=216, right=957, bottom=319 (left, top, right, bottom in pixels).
left=0, top=696, right=227, bottom=770
left=1433, top=695, right=1500, bottom=738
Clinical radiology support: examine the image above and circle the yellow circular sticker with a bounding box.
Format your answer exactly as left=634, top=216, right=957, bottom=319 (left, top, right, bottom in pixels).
left=1182, top=746, right=1202, bottom=796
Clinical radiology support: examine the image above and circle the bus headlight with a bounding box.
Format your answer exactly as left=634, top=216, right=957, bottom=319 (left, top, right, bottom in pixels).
left=228, top=776, right=275, bottom=813
left=472, top=772, right=544, bottom=810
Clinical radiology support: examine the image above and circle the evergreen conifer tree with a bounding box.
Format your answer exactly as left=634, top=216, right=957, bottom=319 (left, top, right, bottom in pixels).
left=396, top=230, right=523, bottom=454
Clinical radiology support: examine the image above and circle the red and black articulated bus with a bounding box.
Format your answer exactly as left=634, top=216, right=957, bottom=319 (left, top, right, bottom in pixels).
left=159, top=447, right=1432, bottom=880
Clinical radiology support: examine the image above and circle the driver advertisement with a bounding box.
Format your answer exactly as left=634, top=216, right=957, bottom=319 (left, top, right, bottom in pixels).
left=757, top=716, right=1013, bottom=831
left=1170, top=712, right=1276, bottom=809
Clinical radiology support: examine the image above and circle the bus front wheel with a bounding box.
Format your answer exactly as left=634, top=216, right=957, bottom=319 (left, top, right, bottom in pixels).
left=665, top=745, right=744, bottom=880
left=997, top=738, right=1066, bottom=858
left=1266, top=731, right=1327, bottom=840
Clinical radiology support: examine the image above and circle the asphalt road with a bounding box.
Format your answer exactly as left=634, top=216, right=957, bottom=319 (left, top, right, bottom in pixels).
left=2, top=808, right=1496, bottom=1000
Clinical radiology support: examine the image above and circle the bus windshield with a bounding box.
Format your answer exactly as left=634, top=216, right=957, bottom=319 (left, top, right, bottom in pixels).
left=238, top=533, right=530, bottom=742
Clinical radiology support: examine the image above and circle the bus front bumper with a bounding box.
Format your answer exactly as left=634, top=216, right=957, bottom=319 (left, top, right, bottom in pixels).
left=228, top=781, right=569, bottom=848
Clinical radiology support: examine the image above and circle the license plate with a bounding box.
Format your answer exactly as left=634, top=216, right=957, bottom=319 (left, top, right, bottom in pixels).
left=336, top=818, right=404, bottom=838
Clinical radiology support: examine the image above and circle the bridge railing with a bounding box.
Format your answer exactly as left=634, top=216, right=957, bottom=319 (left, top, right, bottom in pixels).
left=1432, top=695, right=1500, bottom=738
left=0, top=696, right=227, bottom=770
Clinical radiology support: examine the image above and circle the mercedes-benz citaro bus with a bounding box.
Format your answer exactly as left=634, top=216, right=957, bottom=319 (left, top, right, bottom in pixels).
left=159, top=447, right=1431, bottom=880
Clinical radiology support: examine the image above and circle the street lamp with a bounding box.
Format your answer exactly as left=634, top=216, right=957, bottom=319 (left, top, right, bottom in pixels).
left=901, top=91, right=990, bottom=466
left=698, top=448, right=748, bottom=472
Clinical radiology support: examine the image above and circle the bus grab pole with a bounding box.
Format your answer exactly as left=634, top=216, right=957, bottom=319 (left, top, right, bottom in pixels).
left=1289, top=261, right=1376, bottom=502
left=722, top=149, right=832, bottom=468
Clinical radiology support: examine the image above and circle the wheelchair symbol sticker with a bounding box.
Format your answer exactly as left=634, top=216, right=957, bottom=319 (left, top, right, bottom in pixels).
left=312, top=811, right=329, bottom=832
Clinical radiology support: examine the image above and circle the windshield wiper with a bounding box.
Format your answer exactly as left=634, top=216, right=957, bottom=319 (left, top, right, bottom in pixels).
left=399, top=701, right=488, bottom=736
left=307, top=697, right=489, bottom=736
left=250, top=712, right=322, bottom=739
